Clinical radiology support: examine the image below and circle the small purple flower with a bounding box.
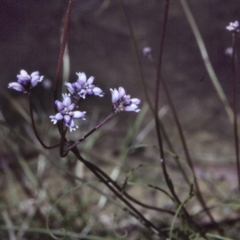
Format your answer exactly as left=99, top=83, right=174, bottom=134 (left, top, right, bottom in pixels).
left=225, top=47, right=233, bottom=56
left=110, top=87, right=141, bottom=113
left=142, top=46, right=152, bottom=56
left=65, top=72, right=104, bottom=99
left=49, top=94, right=86, bottom=132
left=64, top=81, right=82, bottom=96
left=8, top=70, right=43, bottom=94
left=226, top=21, right=239, bottom=33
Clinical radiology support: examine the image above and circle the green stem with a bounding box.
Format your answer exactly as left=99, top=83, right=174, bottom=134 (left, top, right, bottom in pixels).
left=180, top=0, right=233, bottom=124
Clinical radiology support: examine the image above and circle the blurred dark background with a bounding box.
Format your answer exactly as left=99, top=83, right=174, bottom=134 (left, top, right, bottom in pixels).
left=1, top=0, right=240, bottom=156
left=1, top=2, right=240, bottom=238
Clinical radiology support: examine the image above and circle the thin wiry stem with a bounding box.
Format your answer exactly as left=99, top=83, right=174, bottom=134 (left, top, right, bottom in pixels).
left=63, top=112, right=116, bottom=155
left=59, top=127, right=68, bottom=157
left=52, top=0, right=74, bottom=142
left=161, top=76, right=217, bottom=227
left=154, top=0, right=186, bottom=226
left=230, top=31, right=240, bottom=191
left=118, top=0, right=181, bottom=184
left=154, top=0, right=180, bottom=207
left=121, top=1, right=184, bottom=215
left=146, top=51, right=192, bottom=186
left=154, top=1, right=207, bottom=237
left=53, top=0, right=74, bottom=102
left=71, top=147, right=169, bottom=238
left=154, top=0, right=169, bottom=160
left=150, top=0, right=217, bottom=228
left=28, top=94, right=59, bottom=149
left=154, top=0, right=185, bottom=214
left=119, top=0, right=191, bottom=188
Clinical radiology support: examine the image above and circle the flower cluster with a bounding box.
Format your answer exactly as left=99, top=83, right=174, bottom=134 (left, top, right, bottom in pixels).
left=49, top=94, right=86, bottom=132
left=226, top=21, right=239, bottom=33
left=8, top=69, right=141, bottom=132
left=65, top=72, right=104, bottom=99
left=110, top=87, right=141, bottom=113
left=8, top=70, right=43, bottom=94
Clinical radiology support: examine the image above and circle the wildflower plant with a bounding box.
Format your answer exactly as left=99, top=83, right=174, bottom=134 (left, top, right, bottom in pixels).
left=49, top=93, right=86, bottom=132
left=9, top=69, right=140, bottom=142
left=6, top=1, right=197, bottom=238
left=8, top=70, right=43, bottom=94
left=5, top=0, right=240, bottom=239
left=65, top=72, right=105, bottom=99
left=226, top=20, right=240, bottom=33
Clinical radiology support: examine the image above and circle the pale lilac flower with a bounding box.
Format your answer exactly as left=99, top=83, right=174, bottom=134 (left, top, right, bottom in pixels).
left=225, top=47, right=233, bottom=56
left=142, top=46, right=152, bottom=56
left=65, top=72, right=104, bottom=99
left=42, top=78, right=52, bottom=89
left=8, top=70, right=43, bottom=94
left=110, top=87, right=141, bottom=113
left=64, top=81, right=82, bottom=96
left=226, top=21, right=239, bottom=32
left=49, top=94, right=86, bottom=132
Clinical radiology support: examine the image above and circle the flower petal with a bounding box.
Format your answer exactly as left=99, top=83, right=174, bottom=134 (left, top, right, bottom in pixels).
left=93, top=87, right=104, bottom=97
left=55, top=113, right=64, bottom=120
left=62, top=94, right=71, bottom=107
left=65, top=82, right=75, bottom=94
left=69, top=119, right=78, bottom=132
left=17, top=70, right=30, bottom=83
left=8, top=82, right=25, bottom=92
left=110, top=88, right=119, bottom=104
left=20, top=70, right=28, bottom=76
left=118, top=87, right=126, bottom=98
left=64, top=115, right=71, bottom=125
left=49, top=113, right=63, bottom=124
left=67, top=103, right=75, bottom=111
left=125, top=104, right=140, bottom=112
left=86, top=76, right=94, bottom=85
left=55, top=100, right=64, bottom=111
left=31, top=73, right=43, bottom=87
left=76, top=72, right=87, bottom=85
left=131, top=98, right=141, bottom=105
left=73, top=111, right=86, bottom=119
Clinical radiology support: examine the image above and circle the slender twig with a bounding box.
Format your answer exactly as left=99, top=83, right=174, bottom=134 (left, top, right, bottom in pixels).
left=59, top=128, right=68, bottom=157
left=153, top=1, right=207, bottom=237
left=120, top=184, right=175, bottom=215
left=71, top=147, right=169, bottom=238
left=63, top=112, right=116, bottom=155
left=28, top=94, right=59, bottom=149
left=154, top=0, right=169, bottom=160
left=154, top=0, right=183, bottom=211
left=121, top=1, right=192, bottom=199
left=153, top=3, right=185, bottom=212
left=53, top=0, right=74, bottom=102
left=52, top=0, right=74, bottom=143
left=161, top=78, right=192, bottom=183
left=230, top=31, right=240, bottom=191
left=160, top=76, right=217, bottom=226
left=142, top=13, right=218, bottom=235
left=72, top=144, right=174, bottom=215
left=119, top=0, right=191, bottom=188
left=148, top=184, right=175, bottom=202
